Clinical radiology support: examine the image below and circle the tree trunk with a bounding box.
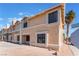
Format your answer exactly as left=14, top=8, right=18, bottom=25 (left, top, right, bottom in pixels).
left=66, top=24, right=70, bottom=44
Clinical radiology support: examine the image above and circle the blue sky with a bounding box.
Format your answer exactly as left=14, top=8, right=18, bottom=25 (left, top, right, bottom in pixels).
left=0, top=3, right=79, bottom=36
left=0, top=3, right=58, bottom=26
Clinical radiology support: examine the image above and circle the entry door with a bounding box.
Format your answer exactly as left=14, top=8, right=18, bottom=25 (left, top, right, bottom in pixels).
left=17, top=35, right=20, bottom=43
left=26, top=35, right=30, bottom=45
left=26, top=35, right=30, bottom=41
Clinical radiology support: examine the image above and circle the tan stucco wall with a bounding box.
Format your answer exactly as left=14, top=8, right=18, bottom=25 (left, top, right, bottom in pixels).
left=13, top=32, right=20, bottom=43
left=28, top=14, right=47, bottom=27
left=27, top=8, right=60, bottom=27
left=16, top=7, right=64, bottom=50
left=13, top=5, right=64, bottom=50
left=21, top=23, right=60, bottom=50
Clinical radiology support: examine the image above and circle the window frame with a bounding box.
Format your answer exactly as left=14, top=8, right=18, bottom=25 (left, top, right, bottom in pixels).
left=36, top=32, right=48, bottom=45
left=17, top=35, right=20, bottom=41
left=48, top=10, right=58, bottom=24
left=23, top=22, right=27, bottom=28
left=37, top=33, right=46, bottom=43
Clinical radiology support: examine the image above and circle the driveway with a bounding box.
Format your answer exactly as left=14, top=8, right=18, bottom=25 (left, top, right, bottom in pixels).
left=0, top=41, right=55, bottom=56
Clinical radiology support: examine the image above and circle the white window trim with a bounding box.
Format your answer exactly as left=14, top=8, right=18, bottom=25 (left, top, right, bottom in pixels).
left=36, top=31, right=48, bottom=46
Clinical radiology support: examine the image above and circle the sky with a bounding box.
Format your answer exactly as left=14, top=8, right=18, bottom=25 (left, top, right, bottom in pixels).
left=0, top=3, right=79, bottom=36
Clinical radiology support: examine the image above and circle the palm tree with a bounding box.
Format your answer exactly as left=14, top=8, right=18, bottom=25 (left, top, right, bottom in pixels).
left=65, top=10, right=75, bottom=44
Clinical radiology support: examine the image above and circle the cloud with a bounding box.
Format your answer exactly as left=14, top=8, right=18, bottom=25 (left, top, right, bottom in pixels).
left=18, top=12, right=24, bottom=16
left=38, top=9, right=42, bottom=11
left=8, top=17, right=22, bottom=23
left=6, top=24, right=10, bottom=28
left=12, top=17, right=22, bottom=21
left=16, top=18, right=22, bottom=21
left=0, top=18, right=3, bottom=21
left=8, top=18, right=13, bottom=20
left=24, top=12, right=34, bottom=17
left=8, top=18, right=13, bottom=23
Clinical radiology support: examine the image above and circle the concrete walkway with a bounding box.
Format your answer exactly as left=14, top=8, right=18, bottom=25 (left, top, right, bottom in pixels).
left=69, top=45, right=79, bottom=56
left=58, top=44, right=74, bottom=56
left=0, top=41, right=55, bottom=56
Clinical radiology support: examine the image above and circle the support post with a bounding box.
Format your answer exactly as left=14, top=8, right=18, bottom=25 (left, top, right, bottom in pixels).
left=19, top=21, right=22, bottom=44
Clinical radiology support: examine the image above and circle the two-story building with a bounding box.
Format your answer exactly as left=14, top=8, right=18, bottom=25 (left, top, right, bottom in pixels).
left=1, top=27, right=9, bottom=41
left=15, top=4, right=65, bottom=50
left=2, top=4, right=65, bottom=51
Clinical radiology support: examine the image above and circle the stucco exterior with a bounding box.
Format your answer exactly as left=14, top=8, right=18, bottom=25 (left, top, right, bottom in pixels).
left=2, top=4, right=65, bottom=51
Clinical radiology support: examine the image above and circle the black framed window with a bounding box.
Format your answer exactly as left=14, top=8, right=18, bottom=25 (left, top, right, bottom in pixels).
left=37, top=33, right=46, bottom=43
left=23, top=22, right=27, bottom=28
left=48, top=11, right=58, bottom=24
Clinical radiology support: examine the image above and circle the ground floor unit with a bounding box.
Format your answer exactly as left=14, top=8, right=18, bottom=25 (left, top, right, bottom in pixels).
left=2, top=24, right=64, bottom=51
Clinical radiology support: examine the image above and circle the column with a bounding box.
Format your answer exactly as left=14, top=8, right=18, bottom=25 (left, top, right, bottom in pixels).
left=19, top=21, right=22, bottom=44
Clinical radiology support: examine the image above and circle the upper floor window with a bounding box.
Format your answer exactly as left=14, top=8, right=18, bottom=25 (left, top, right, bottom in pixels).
left=48, top=11, right=58, bottom=24
left=23, top=22, right=27, bottom=28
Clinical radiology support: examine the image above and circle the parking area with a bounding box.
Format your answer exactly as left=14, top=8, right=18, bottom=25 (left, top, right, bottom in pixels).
left=0, top=41, right=55, bottom=56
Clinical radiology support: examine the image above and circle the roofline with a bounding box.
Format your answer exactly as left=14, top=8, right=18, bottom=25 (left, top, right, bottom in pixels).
left=26, top=3, right=65, bottom=21
left=3, top=3, right=65, bottom=31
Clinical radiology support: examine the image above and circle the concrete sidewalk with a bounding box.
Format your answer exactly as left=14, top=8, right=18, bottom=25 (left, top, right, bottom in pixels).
left=0, top=41, right=55, bottom=56
left=69, top=45, right=79, bottom=56
left=58, top=44, right=74, bottom=56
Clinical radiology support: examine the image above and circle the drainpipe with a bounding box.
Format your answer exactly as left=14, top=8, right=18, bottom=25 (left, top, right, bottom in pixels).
left=19, top=21, right=22, bottom=44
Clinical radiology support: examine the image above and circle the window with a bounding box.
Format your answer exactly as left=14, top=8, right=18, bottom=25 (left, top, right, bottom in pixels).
left=11, top=36, right=12, bottom=40
left=23, top=22, right=27, bottom=28
left=17, top=36, right=20, bottom=41
left=26, top=35, right=30, bottom=41
left=37, top=33, right=46, bottom=43
left=48, top=11, right=58, bottom=24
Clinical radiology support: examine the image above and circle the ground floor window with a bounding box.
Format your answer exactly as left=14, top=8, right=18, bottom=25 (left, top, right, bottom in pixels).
left=37, top=33, right=46, bottom=43
left=11, top=36, right=12, bottom=40
left=26, top=35, right=30, bottom=41
left=17, top=35, right=20, bottom=41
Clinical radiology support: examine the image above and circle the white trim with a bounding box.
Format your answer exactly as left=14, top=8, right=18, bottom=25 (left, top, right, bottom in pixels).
left=36, top=31, right=48, bottom=47
left=59, top=11, right=61, bottom=47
